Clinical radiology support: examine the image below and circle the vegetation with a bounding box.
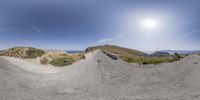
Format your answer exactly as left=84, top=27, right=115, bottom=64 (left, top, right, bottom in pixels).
left=0, top=47, right=45, bottom=58
left=39, top=52, right=85, bottom=67
left=25, top=48, right=45, bottom=58
left=86, top=45, right=183, bottom=65
left=122, top=52, right=184, bottom=65
left=174, top=52, right=181, bottom=58
left=50, top=57, right=75, bottom=67
left=121, top=56, right=174, bottom=65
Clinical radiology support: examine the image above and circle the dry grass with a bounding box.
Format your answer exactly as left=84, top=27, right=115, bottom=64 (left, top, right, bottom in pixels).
left=0, top=47, right=45, bottom=58
left=121, top=56, right=180, bottom=65
left=40, top=57, right=48, bottom=65
left=39, top=52, right=85, bottom=67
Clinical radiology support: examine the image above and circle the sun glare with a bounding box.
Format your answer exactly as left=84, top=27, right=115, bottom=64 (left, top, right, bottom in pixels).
left=141, top=18, right=158, bottom=30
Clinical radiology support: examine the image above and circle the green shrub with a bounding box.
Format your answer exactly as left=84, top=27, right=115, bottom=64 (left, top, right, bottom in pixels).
left=50, top=58, right=75, bottom=67
left=122, top=57, right=138, bottom=63
left=26, top=48, right=45, bottom=58
left=121, top=56, right=180, bottom=65
left=174, top=52, right=181, bottom=59
left=142, top=60, right=164, bottom=65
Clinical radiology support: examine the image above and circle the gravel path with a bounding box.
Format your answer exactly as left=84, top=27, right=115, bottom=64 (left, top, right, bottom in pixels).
left=0, top=50, right=200, bottom=100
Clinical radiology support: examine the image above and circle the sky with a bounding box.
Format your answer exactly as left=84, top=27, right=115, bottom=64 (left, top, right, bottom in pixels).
left=0, top=0, right=200, bottom=51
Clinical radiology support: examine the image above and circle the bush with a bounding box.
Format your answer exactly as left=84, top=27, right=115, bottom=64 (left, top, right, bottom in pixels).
left=26, top=48, right=45, bottom=58
left=121, top=56, right=179, bottom=65
left=80, top=54, right=86, bottom=59
left=50, top=57, right=75, bottom=67
left=174, top=52, right=181, bottom=59
left=142, top=60, right=164, bottom=65
left=40, top=57, right=48, bottom=65
left=122, top=57, right=137, bottom=63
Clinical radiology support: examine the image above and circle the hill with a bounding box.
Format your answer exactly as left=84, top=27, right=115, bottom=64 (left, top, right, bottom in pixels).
left=86, top=45, right=148, bottom=57
left=161, top=50, right=200, bottom=54
left=0, top=47, right=85, bottom=67
left=86, top=45, right=182, bottom=64
left=0, top=47, right=45, bottom=58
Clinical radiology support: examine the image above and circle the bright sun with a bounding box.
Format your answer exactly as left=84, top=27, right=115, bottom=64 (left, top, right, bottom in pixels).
left=141, top=18, right=158, bottom=30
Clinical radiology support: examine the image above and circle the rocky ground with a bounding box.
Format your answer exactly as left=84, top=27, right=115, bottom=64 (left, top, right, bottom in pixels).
left=0, top=50, right=200, bottom=100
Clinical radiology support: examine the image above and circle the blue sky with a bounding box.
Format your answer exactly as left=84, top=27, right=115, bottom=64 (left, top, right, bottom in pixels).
left=0, top=0, right=200, bottom=51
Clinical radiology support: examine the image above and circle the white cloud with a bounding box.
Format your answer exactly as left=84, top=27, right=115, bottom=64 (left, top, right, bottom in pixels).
left=95, top=34, right=125, bottom=44
left=31, top=26, right=43, bottom=33
left=170, top=29, right=200, bottom=44
left=95, top=38, right=116, bottom=44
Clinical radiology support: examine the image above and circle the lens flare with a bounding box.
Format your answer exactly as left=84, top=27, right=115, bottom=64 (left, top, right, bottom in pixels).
left=141, top=18, right=158, bottom=30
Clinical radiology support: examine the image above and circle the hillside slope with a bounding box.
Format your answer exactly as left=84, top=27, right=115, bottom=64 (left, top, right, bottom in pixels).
left=0, top=47, right=86, bottom=67
left=0, top=47, right=45, bottom=58
left=86, top=45, right=148, bottom=57
left=86, top=45, right=181, bottom=64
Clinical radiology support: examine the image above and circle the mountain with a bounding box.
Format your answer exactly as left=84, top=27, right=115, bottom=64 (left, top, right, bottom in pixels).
left=151, top=51, right=170, bottom=57
left=161, top=50, right=200, bottom=54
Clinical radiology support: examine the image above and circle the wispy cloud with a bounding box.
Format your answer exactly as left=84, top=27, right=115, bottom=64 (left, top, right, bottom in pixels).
left=95, top=34, right=125, bottom=44
left=31, top=26, right=43, bottom=34
left=95, top=38, right=116, bottom=44
left=170, top=29, right=200, bottom=44
left=0, top=26, right=43, bottom=35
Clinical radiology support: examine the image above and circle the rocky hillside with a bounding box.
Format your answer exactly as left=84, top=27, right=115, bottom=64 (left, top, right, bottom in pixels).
left=0, top=47, right=45, bottom=58
left=86, top=45, right=148, bottom=58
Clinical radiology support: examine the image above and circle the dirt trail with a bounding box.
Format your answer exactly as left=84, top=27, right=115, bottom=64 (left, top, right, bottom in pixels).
left=0, top=50, right=200, bottom=100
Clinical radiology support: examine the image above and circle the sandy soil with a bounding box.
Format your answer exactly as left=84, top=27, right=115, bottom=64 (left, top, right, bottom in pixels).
left=0, top=50, right=200, bottom=100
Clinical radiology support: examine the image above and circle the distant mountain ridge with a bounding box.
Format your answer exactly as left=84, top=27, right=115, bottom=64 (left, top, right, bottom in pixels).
left=150, top=51, right=170, bottom=57
left=161, top=50, right=200, bottom=54
left=65, top=50, right=84, bottom=54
